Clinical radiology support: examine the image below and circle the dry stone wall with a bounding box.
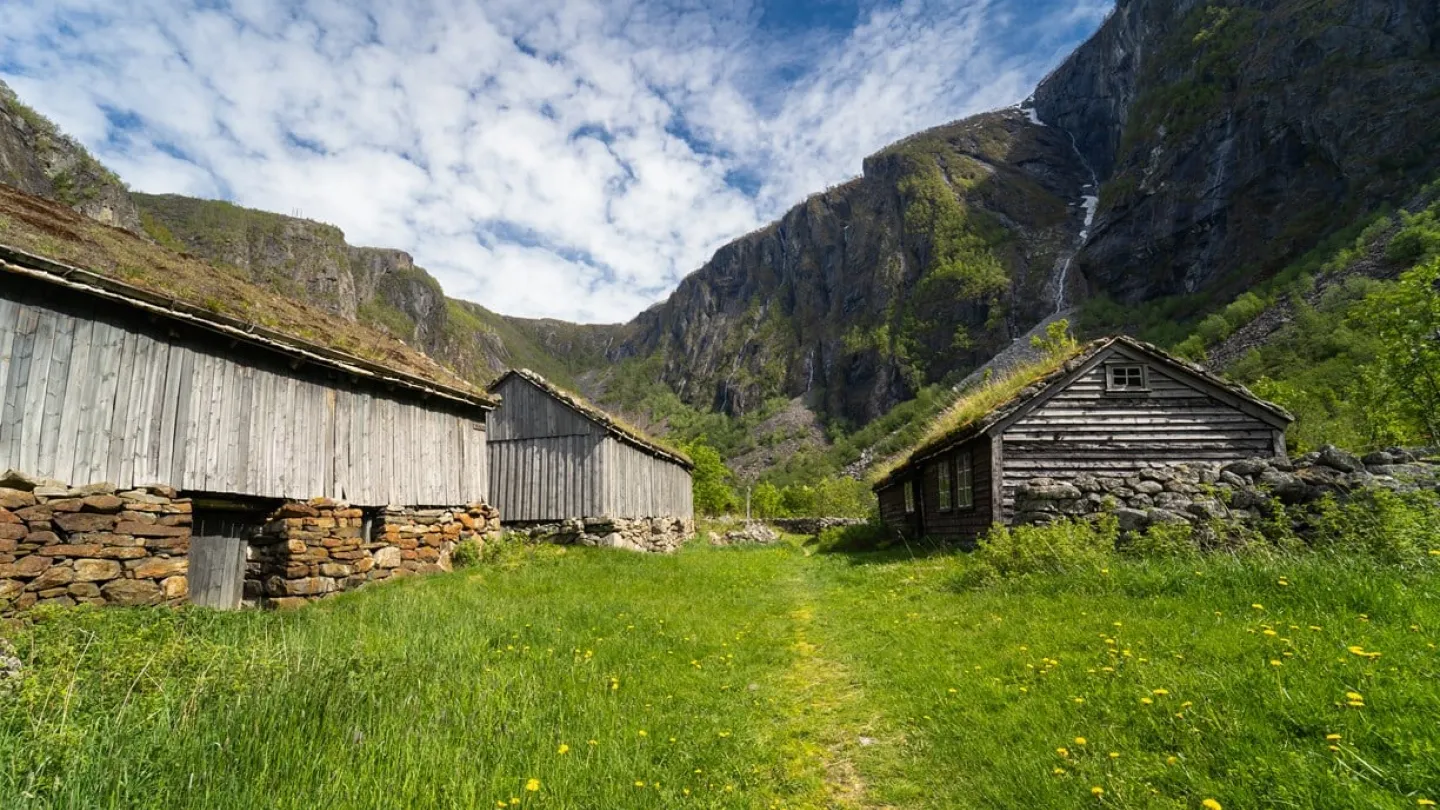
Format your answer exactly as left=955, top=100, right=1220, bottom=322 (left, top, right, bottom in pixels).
left=511, top=516, right=695, bottom=553
left=249, top=499, right=501, bottom=609
left=1013, top=446, right=1440, bottom=534
left=1, top=470, right=191, bottom=614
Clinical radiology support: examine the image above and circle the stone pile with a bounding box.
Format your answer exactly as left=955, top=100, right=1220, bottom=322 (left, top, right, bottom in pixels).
left=511, top=516, right=694, bottom=553
left=1014, top=446, right=1439, bottom=534
left=768, top=517, right=866, bottom=536
left=0, top=470, right=191, bottom=613
left=711, top=522, right=780, bottom=546
left=249, top=500, right=501, bottom=609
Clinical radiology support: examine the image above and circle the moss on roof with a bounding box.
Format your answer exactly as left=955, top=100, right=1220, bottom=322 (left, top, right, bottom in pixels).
left=491, top=369, right=693, bottom=468
left=0, top=182, right=484, bottom=398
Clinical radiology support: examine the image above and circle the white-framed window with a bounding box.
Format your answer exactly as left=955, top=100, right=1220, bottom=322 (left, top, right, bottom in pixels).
left=937, top=461, right=952, bottom=511
left=903, top=480, right=916, bottom=514
left=1106, top=363, right=1149, bottom=393
left=956, top=451, right=974, bottom=510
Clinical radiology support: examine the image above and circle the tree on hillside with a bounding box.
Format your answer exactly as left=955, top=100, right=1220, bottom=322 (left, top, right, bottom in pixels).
left=686, top=441, right=738, bottom=516
left=752, top=481, right=783, bottom=518
left=1352, top=257, right=1440, bottom=443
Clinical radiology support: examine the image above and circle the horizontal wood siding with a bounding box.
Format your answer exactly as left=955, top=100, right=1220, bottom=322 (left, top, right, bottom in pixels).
left=876, top=478, right=915, bottom=537
left=601, top=437, right=693, bottom=520
left=999, top=344, right=1280, bottom=519
left=487, top=375, right=602, bottom=441
left=917, top=437, right=993, bottom=546
left=0, top=287, right=488, bottom=506
left=487, top=434, right=603, bottom=522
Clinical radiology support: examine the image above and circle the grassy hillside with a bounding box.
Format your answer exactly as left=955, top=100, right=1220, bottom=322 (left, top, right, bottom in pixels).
left=3, top=532, right=1437, bottom=808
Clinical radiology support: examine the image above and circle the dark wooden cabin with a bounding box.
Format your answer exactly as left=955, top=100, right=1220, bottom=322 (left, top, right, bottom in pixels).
left=486, top=370, right=694, bottom=524
left=873, top=336, right=1293, bottom=544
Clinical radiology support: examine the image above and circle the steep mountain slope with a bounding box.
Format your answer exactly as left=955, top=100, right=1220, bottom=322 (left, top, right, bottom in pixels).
left=613, top=109, right=1092, bottom=426
left=0, top=82, right=141, bottom=234
left=1034, top=0, right=1440, bottom=304
left=131, top=193, right=614, bottom=387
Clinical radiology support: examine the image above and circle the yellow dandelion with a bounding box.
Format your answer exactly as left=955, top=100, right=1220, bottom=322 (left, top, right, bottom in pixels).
left=509, top=799, right=519, bottom=807
left=1270, top=659, right=1283, bottom=667
left=1141, top=697, right=1154, bottom=705
left=1053, top=767, right=1067, bottom=775
left=1429, top=549, right=1440, bottom=556
left=1326, top=733, right=1342, bottom=741
left=1153, top=689, right=1170, bottom=696
left=1263, top=629, right=1278, bottom=637
left=587, top=739, right=598, bottom=746
left=1252, top=603, right=1264, bottom=610
left=525, top=779, right=540, bottom=792
left=1202, top=800, right=1222, bottom=810
left=948, top=688, right=958, bottom=694
left=1346, top=691, right=1364, bottom=701
left=1418, top=799, right=1436, bottom=807
left=1309, top=625, right=1323, bottom=631
left=638, top=730, right=647, bottom=737
left=718, top=730, right=731, bottom=737
left=1075, top=737, right=1087, bottom=746
left=557, top=744, right=570, bottom=755
left=1091, top=786, right=1104, bottom=797
left=1057, top=747, right=1070, bottom=757
left=496, top=802, right=507, bottom=808
left=1073, top=697, right=1086, bottom=704
left=1109, top=752, right=1119, bottom=759
left=634, top=780, right=645, bottom=788
left=1165, top=755, right=1178, bottom=765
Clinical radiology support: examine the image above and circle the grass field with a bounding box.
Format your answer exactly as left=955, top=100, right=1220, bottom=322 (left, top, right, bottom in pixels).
left=2, top=538, right=1438, bottom=809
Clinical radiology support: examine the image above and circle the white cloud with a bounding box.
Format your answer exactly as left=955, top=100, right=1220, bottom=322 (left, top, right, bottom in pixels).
left=0, top=0, right=1108, bottom=323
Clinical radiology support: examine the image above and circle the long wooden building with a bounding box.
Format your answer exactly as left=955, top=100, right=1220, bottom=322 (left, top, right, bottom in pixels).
left=873, top=336, right=1293, bottom=544
left=487, top=369, right=693, bottom=529
left=0, top=245, right=496, bottom=506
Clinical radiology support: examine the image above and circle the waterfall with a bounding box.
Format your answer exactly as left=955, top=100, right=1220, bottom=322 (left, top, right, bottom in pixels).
left=1018, top=100, right=1100, bottom=314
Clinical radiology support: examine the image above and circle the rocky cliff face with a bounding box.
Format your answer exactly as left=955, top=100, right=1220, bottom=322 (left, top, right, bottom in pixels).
left=615, top=109, right=1092, bottom=424
left=1034, top=0, right=1440, bottom=303
left=0, top=80, right=141, bottom=234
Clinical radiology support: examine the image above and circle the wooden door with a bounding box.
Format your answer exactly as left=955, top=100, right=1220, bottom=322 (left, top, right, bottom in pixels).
left=188, top=535, right=247, bottom=609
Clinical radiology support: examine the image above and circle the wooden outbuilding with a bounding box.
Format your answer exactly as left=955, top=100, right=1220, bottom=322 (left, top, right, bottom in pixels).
left=486, top=370, right=693, bottom=531
left=872, top=336, right=1293, bottom=544
left=0, top=245, right=496, bottom=506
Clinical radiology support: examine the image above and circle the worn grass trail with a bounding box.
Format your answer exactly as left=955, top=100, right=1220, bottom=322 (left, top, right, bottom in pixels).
left=2, top=542, right=1438, bottom=809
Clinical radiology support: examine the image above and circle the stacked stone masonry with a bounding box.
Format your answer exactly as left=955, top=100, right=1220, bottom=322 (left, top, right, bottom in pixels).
left=250, top=499, right=502, bottom=609
left=1, top=470, right=191, bottom=614
left=511, top=516, right=695, bottom=553
left=1013, top=446, right=1440, bottom=534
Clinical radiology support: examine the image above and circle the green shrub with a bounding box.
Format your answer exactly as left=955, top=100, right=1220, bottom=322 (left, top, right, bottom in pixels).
left=814, top=521, right=902, bottom=553
left=1305, top=489, right=1440, bottom=565
left=450, top=538, right=483, bottom=569
left=959, top=516, right=1118, bottom=587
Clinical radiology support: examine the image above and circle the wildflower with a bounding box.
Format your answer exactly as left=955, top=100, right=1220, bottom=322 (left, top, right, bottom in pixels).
left=948, top=688, right=958, bottom=694
left=1347, top=645, right=1381, bottom=659
left=1140, top=697, right=1153, bottom=705
left=1418, top=799, right=1436, bottom=806
left=1073, top=697, right=1086, bottom=704
left=1153, top=689, right=1170, bottom=696
left=1053, top=767, right=1067, bottom=775
left=587, top=739, right=598, bottom=746
left=1270, top=660, right=1283, bottom=667
left=635, top=781, right=645, bottom=788
left=1075, top=737, right=1087, bottom=746
left=638, top=730, right=647, bottom=737
left=557, top=744, right=570, bottom=755
left=1057, top=747, right=1070, bottom=757
left=1429, top=550, right=1440, bottom=556
left=718, top=731, right=731, bottom=737
left=1263, top=629, right=1278, bottom=637
left=1326, top=733, right=1342, bottom=741
left=1346, top=691, right=1364, bottom=701
left=1277, top=578, right=1289, bottom=586
left=1309, top=625, right=1323, bottom=631
left=1203, top=800, right=1223, bottom=810
left=525, top=779, right=541, bottom=792
left=1165, top=756, right=1178, bottom=765
left=1109, top=752, right=1119, bottom=759
left=1252, top=604, right=1264, bottom=610
left=1091, top=786, right=1104, bottom=797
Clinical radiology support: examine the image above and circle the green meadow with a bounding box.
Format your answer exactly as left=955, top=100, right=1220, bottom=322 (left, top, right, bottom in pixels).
left=2, top=537, right=1438, bottom=809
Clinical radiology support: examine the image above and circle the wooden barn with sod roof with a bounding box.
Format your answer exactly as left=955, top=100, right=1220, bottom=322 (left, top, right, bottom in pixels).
left=0, top=184, right=501, bottom=613
left=872, top=335, right=1294, bottom=544
left=487, top=369, right=695, bottom=552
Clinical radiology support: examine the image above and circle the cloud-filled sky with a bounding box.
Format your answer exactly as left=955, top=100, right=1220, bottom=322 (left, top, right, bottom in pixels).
left=1, top=0, right=1110, bottom=323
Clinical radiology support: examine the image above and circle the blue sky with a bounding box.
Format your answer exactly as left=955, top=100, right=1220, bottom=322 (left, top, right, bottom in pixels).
left=0, top=0, right=1111, bottom=323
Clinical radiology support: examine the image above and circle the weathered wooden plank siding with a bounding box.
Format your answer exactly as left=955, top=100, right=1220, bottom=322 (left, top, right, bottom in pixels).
left=487, top=376, right=601, bottom=441
left=998, top=345, right=1280, bottom=518
left=487, top=433, right=604, bottom=521
left=600, top=437, right=693, bottom=519
left=917, top=437, right=994, bottom=546
left=0, top=287, right=488, bottom=506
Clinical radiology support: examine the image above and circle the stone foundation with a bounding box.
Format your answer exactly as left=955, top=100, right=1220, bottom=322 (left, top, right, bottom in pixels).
left=510, top=516, right=694, bottom=553
left=249, top=500, right=501, bottom=608
left=1, top=471, right=191, bottom=614
left=1014, top=445, right=1440, bottom=535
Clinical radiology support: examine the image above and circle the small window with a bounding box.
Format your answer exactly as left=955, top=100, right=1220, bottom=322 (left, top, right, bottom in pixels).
left=903, top=480, right=916, bottom=514
left=936, top=461, right=952, bottom=511
left=1106, top=363, right=1148, bottom=393
left=956, top=452, right=974, bottom=510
